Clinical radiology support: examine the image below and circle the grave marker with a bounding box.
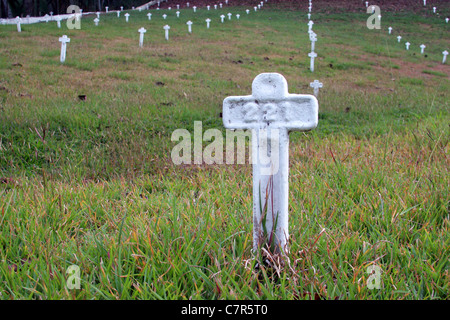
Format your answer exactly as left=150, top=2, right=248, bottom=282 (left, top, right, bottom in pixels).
left=236, top=14, right=240, bottom=20
left=59, top=35, right=70, bottom=63
left=388, top=26, right=392, bottom=34
left=56, top=16, right=62, bottom=28
left=163, top=14, right=167, bottom=19
left=117, top=11, right=121, bottom=18
left=125, top=13, right=130, bottom=22
left=405, top=42, right=410, bottom=50
left=138, top=27, right=146, bottom=47
left=147, top=13, right=152, bottom=20
left=15, top=17, right=21, bottom=32
left=246, top=9, right=250, bottom=14
left=206, top=18, right=211, bottom=28
left=220, top=15, right=225, bottom=23
left=164, top=24, right=170, bottom=40
left=193, top=6, right=197, bottom=13
left=187, top=20, right=193, bottom=33
left=443, top=50, right=449, bottom=64
left=420, top=44, right=426, bottom=54
left=222, top=73, right=319, bottom=254
left=176, top=11, right=180, bottom=17
left=228, top=13, right=232, bottom=20
left=94, top=17, right=99, bottom=26
left=308, top=51, right=317, bottom=72
left=310, top=80, right=323, bottom=97
left=397, top=35, right=402, bottom=43
left=106, top=6, right=109, bottom=13
left=207, top=5, right=210, bottom=10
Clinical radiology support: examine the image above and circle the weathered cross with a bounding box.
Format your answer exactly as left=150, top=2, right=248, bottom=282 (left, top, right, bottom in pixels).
left=59, top=35, right=70, bottom=63
left=138, top=27, right=146, bottom=47
left=222, top=73, right=319, bottom=254
left=310, top=80, right=323, bottom=97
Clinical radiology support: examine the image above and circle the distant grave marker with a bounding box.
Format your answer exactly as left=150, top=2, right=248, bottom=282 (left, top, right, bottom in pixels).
left=59, top=35, right=70, bottom=63
left=138, top=27, right=146, bottom=47
left=310, top=80, right=323, bottom=97
left=164, top=24, right=170, bottom=40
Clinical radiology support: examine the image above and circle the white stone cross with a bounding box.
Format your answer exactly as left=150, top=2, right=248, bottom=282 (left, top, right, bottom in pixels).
left=176, top=11, right=180, bottom=17
left=405, top=42, right=410, bottom=50
left=193, top=6, right=197, bottom=12
left=220, top=3, right=223, bottom=8
left=388, top=26, right=392, bottom=34
left=433, top=7, right=436, bottom=13
left=59, top=35, right=70, bottom=63
left=214, top=5, right=217, bottom=9
left=187, top=2, right=190, bottom=7
left=246, top=9, right=250, bottom=14
left=168, top=6, right=171, bottom=10
left=445, top=18, right=449, bottom=23
left=220, top=15, right=225, bottom=23
left=177, top=4, right=180, bottom=9
left=207, top=5, right=210, bottom=10
left=125, top=13, right=130, bottom=22
left=138, top=27, right=146, bottom=47
left=117, top=11, right=121, bottom=18
left=55, top=16, right=62, bottom=28
left=163, top=25, right=170, bottom=40
left=308, top=13, right=311, bottom=20
left=187, top=20, right=193, bottom=33
left=147, top=13, right=152, bottom=20
left=308, top=51, right=317, bottom=72
left=163, top=14, right=167, bottom=19
left=15, top=17, right=21, bottom=32
left=206, top=18, right=211, bottom=28
left=443, top=50, right=449, bottom=64
left=222, top=73, right=319, bottom=254
left=254, top=6, right=258, bottom=12
left=308, top=20, right=314, bottom=33
left=105, top=6, right=109, bottom=13
left=94, top=17, right=99, bottom=26
left=120, top=6, right=123, bottom=11
left=228, top=13, right=232, bottom=20
left=310, top=32, right=317, bottom=52
left=258, top=4, right=261, bottom=9
left=310, top=80, right=323, bottom=97
left=397, top=35, right=402, bottom=43
left=420, top=44, right=426, bottom=54
left=236, top=14, right=240, bottom=20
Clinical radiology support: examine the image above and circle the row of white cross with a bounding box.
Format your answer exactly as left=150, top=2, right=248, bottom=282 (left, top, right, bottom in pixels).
left=364, top=1, right=449, bottom=64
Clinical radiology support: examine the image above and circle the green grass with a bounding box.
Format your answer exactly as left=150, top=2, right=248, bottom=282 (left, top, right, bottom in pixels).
left=0, top=4, right=449, bottom=300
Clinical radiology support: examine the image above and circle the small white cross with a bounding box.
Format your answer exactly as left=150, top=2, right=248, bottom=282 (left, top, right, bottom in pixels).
left=162, top=14, right=167, bottom=20
left=176, top=11, right=180, bottom=18
left=147, top=13, right=152, bottom=20
left=246, top=9, right=250, bottom=14
left=163, top=25, right=170, bottom=41
left=125, top=13, right=130, bottom=22
left=443, top=50, right=449, bottom=64
left=420, top=44, right=426, bottom=54
left=205, top=18, right=211, bottom=28
left=93, top=17, right=99, bottom=26
left=15, top=17, right=21, bottom=32
left=105, top=6, right=108, bottom=13
left=138, top=27, right=146, bottom=47
left=397, top=35, right=402, bottom=43
left=405, top=42, right=410, bottom=50
left=308, top=20, right=314, bottom=33
left=117, top=11, right=120, bottom=18
left=388, top=26, right=392, bottom=34
left=55, top=16, right=62, bottom=28
left=236, top=14, right=240, bottom=20
left=227, top=13, right=232, bottom=20
left=310, top=80, right=323, bottom=97
left=308, top=51, right=317, bottom=72
left=207, top=5, right=210, bottom=10
left=222, top=73, right=318, bottom=254
left=193, top=6, right=197, bottom=12
left=187, top=20, right=193, bottom=33
left=220, top=15, right=225, bottom=23
left=59, top=35, right=70, bottom=63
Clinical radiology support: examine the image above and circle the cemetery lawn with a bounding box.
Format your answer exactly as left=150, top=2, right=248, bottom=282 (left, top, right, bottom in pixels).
left=0, top=4, right=449, bottom=300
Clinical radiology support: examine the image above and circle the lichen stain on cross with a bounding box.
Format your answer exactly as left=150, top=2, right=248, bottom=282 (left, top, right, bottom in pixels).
left=223, top=73, right=318, bottom=255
